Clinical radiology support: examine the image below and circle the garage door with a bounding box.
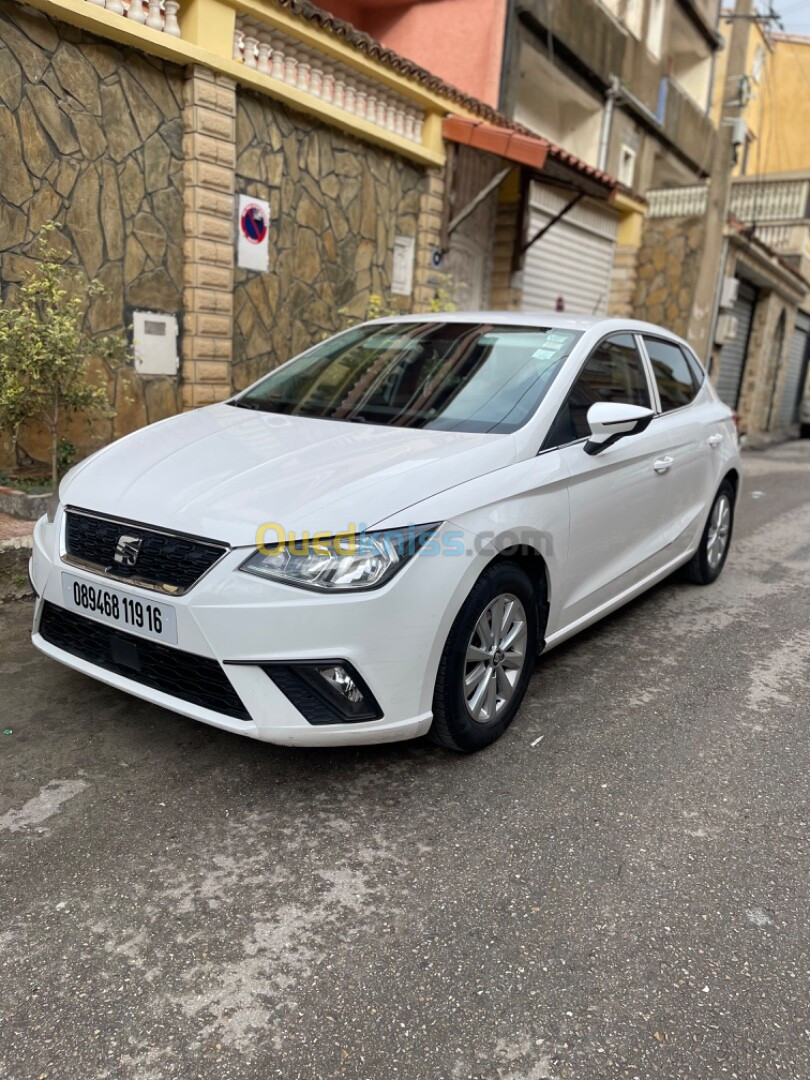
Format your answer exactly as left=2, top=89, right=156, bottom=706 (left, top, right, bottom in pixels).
left=716, top=281, right=757, bottom=409
left=521, top=184, right=619, bottom=316
left=778, top=311, right=809, bottom=427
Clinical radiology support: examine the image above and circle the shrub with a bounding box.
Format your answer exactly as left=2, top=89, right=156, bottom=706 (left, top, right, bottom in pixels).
left=0, top=223, right=124, bottom=490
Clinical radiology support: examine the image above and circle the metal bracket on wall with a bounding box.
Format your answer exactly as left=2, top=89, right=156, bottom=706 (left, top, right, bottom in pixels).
left=512, top=190, right=584, bottom=272
left=442, top=165, right=515, bottom=249
left=520, top=191, right=584, bottom=256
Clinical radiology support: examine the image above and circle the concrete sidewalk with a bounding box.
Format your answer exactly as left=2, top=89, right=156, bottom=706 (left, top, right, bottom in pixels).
left=0, top=512, right=34, bottom=541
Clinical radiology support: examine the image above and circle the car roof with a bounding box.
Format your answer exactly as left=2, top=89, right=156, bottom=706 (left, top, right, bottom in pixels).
left=362, top=311, right=686, bottom=340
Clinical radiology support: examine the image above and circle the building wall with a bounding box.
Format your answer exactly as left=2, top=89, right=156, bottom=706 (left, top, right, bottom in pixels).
left=632, top=214, right=708, bottom=342
left=0, top=1, right=185, bottom=467
left=0, top=0, right=448, bottom=475
left=314, top=0, right=508, bottom=108
left=735, top=290, right=797, bottom=435
left=764, top=37, right=810, bottom=175
left=232, top=90, right=422, bottom=390
left=713, top=23, right=810, bottom=178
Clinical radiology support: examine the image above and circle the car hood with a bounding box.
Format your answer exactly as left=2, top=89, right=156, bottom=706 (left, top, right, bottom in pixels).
left=61, top=404, right=516, bottom=546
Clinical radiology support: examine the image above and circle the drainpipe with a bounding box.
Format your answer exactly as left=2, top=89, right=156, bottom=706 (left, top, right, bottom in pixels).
left=598, top=75, right=620, bottom=174
left=498, top=0, right=517, bottom=115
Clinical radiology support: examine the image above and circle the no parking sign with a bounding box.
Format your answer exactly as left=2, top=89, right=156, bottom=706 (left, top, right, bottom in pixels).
left=237, top=194, right=270, bottom=272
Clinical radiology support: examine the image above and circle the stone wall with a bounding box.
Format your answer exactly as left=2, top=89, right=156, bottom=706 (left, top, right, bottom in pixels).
left=633, top=215, right=707, bottom=341
left=607, top=244, right=638, bottom=318
left=231, top=89, right=422, bottom=389
left=735, top=291, right=797, bottom=436
left=1, top=1, right=454, bottom=466
left=0, top=1, right=184, bottom=469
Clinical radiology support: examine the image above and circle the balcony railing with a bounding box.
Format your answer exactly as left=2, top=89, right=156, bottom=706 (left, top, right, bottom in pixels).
left=86, top=0, right=181, bottom=35
left=752, top=223, right=810, bottom=257
left=730, top=180, right=810, bottom=224
left=79, top=0, right=428, bottom=149
left=646, top=185, right=708, bottom=218
left=648, top=178, right=810, bottom=225
left=232, top=14, right=424, bottom=144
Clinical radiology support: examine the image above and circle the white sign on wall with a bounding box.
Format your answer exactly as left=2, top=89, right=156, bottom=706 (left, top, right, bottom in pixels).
left=391, top=234, right=415, bottom=296
left=237, top=194, right=270, bottom=272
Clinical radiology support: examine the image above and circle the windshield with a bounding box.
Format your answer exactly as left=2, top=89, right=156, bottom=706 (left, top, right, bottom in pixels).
left=230, top=322, right=582, bottom=434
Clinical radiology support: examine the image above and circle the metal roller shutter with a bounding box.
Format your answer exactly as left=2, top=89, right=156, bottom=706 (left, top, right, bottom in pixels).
left=716, top=281, right=757, bottom=408
left=778, top=312, right=809, bottom=427
left=521, top=184, right=619, bottom=316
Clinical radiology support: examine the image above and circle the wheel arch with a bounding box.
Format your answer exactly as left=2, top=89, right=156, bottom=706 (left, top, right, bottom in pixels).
left=723, top=467, right=740, bottom=503
left=486, top=544, right=551, bottom=647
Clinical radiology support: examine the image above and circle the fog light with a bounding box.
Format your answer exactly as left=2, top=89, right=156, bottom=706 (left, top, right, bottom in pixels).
left=261, top=660, right=383, bottom=724
left=317, top=665, right=363, bottom=704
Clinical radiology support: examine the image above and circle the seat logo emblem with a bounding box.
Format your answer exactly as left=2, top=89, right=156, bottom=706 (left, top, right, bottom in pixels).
left=114, top=535, right=143, bottom=567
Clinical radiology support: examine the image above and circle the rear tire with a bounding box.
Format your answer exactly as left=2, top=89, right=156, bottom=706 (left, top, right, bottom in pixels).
left=430, top=562, right=538, bottom=752
left=800, top=422, right=810, bottom=439
left=684, top=480, right=735, bottom=585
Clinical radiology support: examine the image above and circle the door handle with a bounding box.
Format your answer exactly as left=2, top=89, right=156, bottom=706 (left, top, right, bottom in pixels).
left=708, top=434, right=723, bottom=448
left=653, top=456, right=674, bottom=474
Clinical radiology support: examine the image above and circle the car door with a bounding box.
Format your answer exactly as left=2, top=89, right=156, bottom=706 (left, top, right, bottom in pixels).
left=544, top=333, right=676, bottom=633
left=639, top=336, right=716, bottom=558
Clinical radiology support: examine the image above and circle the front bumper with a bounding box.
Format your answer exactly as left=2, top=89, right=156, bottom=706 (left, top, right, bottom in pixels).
left=30, top=513, right=480, bottom=746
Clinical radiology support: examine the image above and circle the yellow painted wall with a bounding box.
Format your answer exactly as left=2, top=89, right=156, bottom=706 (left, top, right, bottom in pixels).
left=712, top=21, right=810, bottom=177
left=762, top=36, right=810, bottom=174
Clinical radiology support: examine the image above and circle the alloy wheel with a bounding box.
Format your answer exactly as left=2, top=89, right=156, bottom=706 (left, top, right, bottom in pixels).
left=463, top=593, right=528, bottom=724
left=706, top=493, right=731, bottom=569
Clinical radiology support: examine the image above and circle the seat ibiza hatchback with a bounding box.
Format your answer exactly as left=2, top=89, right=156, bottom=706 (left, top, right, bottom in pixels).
left=31, top=315, right=741, bottom=752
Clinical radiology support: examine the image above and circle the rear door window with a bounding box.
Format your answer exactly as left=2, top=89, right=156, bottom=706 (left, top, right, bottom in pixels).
left=543, top=333, right=651, bottom=448
left=643, top=337, right=700, bottom=412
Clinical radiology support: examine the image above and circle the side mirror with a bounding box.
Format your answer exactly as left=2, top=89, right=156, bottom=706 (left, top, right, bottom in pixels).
left=584, top=402, right=655, bottom=456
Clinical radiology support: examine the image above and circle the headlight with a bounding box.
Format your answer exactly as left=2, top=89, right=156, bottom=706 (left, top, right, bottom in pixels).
left=239, top=524, right=440, bottom=592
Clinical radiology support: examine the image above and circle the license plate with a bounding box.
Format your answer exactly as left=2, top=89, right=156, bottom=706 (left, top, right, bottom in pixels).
left=61, top=573, right=178, bottom=645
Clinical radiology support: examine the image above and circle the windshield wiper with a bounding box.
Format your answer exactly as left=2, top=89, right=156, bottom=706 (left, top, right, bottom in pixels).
left=228, top=398, right=269, bottom=411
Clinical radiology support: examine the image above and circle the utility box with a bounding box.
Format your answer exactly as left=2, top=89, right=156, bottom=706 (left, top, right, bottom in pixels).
left=719, top=277, right=740, bottom=310
left=715, top=312, right=739, bottom=345
left=132, top=311, right=180, bottom=376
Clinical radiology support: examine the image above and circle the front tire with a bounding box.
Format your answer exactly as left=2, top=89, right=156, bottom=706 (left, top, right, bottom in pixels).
left=430, top=562, right=538, bottom=752
left=800, top=422, right=810, bottom=439
left=685, top=480, right=735, bottom=585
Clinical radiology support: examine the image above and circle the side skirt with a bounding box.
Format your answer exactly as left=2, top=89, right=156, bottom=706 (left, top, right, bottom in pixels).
left=541, top=547, right=696, bottom=654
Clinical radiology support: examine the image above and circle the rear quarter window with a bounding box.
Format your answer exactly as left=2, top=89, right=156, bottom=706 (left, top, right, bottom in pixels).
left=643, top=337, right=699, bottom=412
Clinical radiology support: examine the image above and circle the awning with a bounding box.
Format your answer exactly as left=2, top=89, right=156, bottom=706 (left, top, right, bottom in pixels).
left=442, top=115, right=617, bottom=202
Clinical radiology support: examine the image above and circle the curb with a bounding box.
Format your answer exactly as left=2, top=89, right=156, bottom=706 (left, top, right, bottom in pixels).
left=740, top=428, right=798, bottom=452
left=0, top=486, right=51, bottom=521
left=0, top=536, right=34, bottom=601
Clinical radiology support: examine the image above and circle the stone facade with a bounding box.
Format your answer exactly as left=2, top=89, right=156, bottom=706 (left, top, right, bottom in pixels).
left=632, top=215, right=707, bottom=343
left=0, top=1, right=185, bottom=467
left=607, top=244, right=639, bottom=318
left=413, top=168, right=446, bottom=312
left=232, top=89, right=423, bottom=389
left=0, top=3, right=436, bottom=468
left=735, top=291, right=797, bottom=436
left=182, top=66, right=236, bottom=407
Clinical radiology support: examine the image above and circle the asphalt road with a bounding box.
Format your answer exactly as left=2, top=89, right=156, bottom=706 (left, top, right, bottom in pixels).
left=1, top=441, right=809, bottom=1080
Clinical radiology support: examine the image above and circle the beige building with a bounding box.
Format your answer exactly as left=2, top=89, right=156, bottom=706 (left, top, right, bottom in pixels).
left=633, top=6, right=810, bottom=439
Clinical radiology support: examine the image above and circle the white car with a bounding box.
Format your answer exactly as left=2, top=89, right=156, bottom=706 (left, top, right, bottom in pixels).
left=30, top=314, right=740, bottom=752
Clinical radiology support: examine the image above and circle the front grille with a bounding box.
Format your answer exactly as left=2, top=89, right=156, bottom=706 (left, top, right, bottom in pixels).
left=39, top=603, right=251, bottom=721
left=64, top=509, right=227, bottom=594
